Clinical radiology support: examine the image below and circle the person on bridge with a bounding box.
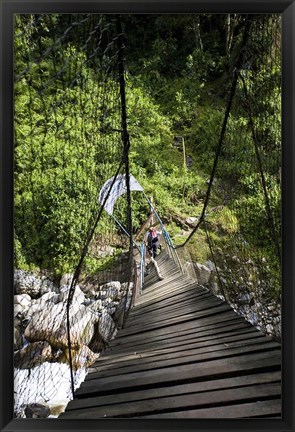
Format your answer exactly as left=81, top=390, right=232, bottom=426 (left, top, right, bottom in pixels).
left=146, top=226, right=160, bottom=258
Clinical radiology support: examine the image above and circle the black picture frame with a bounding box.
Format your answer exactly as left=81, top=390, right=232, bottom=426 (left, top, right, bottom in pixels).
left=1, top=1, right=294, bottom=431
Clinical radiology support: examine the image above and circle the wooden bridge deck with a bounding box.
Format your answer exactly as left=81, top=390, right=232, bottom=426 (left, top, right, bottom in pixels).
left=61, top=252, right=281, bottom=419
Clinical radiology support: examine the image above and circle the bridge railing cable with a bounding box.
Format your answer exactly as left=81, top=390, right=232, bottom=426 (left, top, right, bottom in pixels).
left=142, top=191, right=184, bottom=274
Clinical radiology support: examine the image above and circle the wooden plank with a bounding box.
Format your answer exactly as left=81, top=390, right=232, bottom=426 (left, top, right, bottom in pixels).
left=65, top=371, right=281, bottom=412
left=97, top=328, right=265, bottom=364
left=109, top=318, right=252, bottom=347
left=129, top=298, right=221, bottom=327
left=96, top=326, right=261, bottom=360
left=90, top=342, right=280, bottom=380
left=75, top=350, right=281, bottom=397
left=61, top=382, right=281, bottom=418
left=88, top=333, right=276, bottom=374
left=143, top=272, right=199, bottom=292
left=138, top=399, right=281, bottom=419
left=114, top=302, right=233, bottom=337
left=143, top=264, right=179, bottom=285
left=86, top=340, right=280, bottom=380
left=129, top=291, right=221, bottom=320
left=129, top=288, right=211, bottom=318
left=105, top=324, right=258, bottom=358
left=138, top=278, right=199, bottom=304
left=115, top=312, right=252, bottom=343
left=124, top=297, right=225, bottom=331
left=98, top=325, right=261, bottom=364
left=106, top=311, right=260, bottom=348
left=141, top=273, right=196, bottom=295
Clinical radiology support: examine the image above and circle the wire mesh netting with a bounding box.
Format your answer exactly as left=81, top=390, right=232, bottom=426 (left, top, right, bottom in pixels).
left=14, top=13, right=136, bottom=418
left=176, top=15, right=281, bottom=340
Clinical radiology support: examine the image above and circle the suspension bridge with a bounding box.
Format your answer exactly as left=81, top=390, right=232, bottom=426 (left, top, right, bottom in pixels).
left=60, top=248, right=281, bottom=419
left=13, top=14, right=282, bottom=419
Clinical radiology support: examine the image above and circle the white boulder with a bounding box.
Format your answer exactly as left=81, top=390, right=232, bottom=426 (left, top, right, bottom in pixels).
left=194, top=263, right=211, bottom=285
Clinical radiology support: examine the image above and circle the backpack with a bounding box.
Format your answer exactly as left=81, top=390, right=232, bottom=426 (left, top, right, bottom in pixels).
left=148, top=230, right=158, bottom=246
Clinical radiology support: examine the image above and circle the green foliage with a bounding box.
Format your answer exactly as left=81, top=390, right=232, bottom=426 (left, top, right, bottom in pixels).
left=209, top=207, right=239, bottom=234
left=14, top=13, right=281, bottom=307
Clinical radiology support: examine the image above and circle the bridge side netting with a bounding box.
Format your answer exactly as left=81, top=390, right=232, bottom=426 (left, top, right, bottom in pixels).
left=175, top=15, right=281, bottom=338
left=14, top=14, right=134, bottom=416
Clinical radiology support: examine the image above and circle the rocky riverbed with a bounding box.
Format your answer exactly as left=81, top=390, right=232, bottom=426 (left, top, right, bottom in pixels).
left=193, top=259, right=281, bottom=342
left=14, top=270, right=133, bottom=418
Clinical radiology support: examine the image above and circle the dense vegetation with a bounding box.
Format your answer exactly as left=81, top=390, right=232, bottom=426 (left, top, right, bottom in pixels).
left=14, top=14, right=281, bottom=303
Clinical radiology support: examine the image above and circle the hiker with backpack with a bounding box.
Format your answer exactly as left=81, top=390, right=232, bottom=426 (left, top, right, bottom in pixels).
left=146, top=226, right=160, bottom=258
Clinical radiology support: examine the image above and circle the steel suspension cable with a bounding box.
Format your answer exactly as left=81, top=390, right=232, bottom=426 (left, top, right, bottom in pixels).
left=66, top=157, right=124, bottom=397
left=176, top=15, right=253, bottom=249
left=239, top=72, right=281, bottom=265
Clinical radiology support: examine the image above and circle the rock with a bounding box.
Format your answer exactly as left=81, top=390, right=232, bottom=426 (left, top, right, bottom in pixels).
left=231, top=255, right=240, bottom=263
left=266, top=324, right=273, bottom=334
left=185, top=217, right=198, bottom=226
left=97, top=290, right=108, bottom=301
left=88, top=326, right=105, bottom=353
left=14, top=304, right=25, bottom=318
left=246, top=311, right=258, bottom=327
left=24, top=403, right=51, bottom=418
left=24, top=293, right=58, bottom=321
left=14, top=341, right=53, bottom=369
left=210, top=282, right=220, bottom=296
left=205, top=260, right=216, bottom=272
left=121, top=281, right=133, bottom=293
left=84, top=288, right=96, bottom=298
left=24, top=300, right=97, bottom=350
left=194, top=263, right=211, bottom=285
left=108, top=288, right=120, bottom=300
left=14, top=294, right=31, bottom=307
left=100, top=281, right=121, bottom=294
left=107, top=307, right=117, bottom=316
left=88, top=299, right=103, bottom=313
left=101, top=281, right=121, bottom=290
left=59, top=345, right=99, bottom=370
left=88, top=310, right=117, bottom=353
left=40, top=291, right=59, bottom=303
left=14, top=408, right=26, bottom=418
left=113, top=295, right=130, bottom=328
left=23, top=302, right=40, bottom=321
left=82, top=298, right=95, bottom=307
left=98, top=310, right=116, bottom=341
left=47, top=399, right=70, bottom=417
left=60, top=273, right=73, bottom=287
left=237, top=293, right=252, bottom=305
left=96, top=245, right=115, bottom=258
left=14, top=270, right=55, bottom=298
left=14, top=326, right=23, bottom=350
left=30, top=292, right=59, bottom=311
left=102, top=297, right=113, bottom=306
left=58, top=284, right=85, bottom=304
left=14, top=362, right=87, bottom=417
left=39, top=277, right=56, bottom=296
left=238, top=284, right=248, bottom=292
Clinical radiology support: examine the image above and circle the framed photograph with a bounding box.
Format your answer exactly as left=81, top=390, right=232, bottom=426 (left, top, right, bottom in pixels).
left=1, top=1, right=294, bottom=431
